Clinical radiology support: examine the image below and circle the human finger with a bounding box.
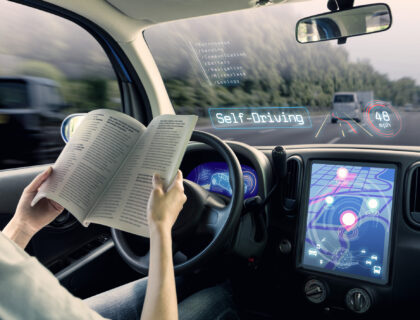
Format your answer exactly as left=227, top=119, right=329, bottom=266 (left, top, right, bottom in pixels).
left=49, top=199, right=64, bottom=212
left=168, top=170, right=184, bottom=193
left=25, top=167, right=52, bottom=193
left=152, top=173, right=164, bottom=192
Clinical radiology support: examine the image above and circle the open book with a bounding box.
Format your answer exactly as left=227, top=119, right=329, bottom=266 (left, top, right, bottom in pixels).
left=32, top=109, right=197, bottom=237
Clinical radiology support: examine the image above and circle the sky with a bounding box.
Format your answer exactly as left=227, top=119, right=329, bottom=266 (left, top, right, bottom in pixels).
left=287, top=0, right=420, bottom=83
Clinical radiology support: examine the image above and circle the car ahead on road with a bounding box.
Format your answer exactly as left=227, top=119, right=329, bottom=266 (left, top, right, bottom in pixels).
left=1, top=0, right=420, bottom=319
left=0, top=76, right=66, bottom=167
left=331, top=92, right=362, bottom=123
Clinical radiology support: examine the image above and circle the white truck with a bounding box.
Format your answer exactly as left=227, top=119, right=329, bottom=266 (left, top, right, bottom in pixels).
left=331, top=91, right=374, bottom=123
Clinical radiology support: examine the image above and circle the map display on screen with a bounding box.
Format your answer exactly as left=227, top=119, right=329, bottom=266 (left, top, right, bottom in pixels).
left=301, top=162, right=396, bottom=283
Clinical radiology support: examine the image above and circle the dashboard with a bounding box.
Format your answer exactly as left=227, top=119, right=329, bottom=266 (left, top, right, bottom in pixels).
left=186, top=161, right=259, bottom=199
left=262, top=145, right=420, bottom=317
left=182, top=141, right=420, bottom=317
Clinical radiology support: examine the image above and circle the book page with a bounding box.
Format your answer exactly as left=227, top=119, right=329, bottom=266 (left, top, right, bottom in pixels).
left=88, top=115, right=197, bottom=236
left=32, top=109, right=145, bottom=224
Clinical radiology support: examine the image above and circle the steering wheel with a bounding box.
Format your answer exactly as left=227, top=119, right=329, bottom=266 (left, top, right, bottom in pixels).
left=111, top=130, right=244, bottom=275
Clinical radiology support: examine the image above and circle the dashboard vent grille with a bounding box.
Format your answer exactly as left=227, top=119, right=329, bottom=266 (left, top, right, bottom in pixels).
left=283, top=157, right=301, bottom=212
left=409, top=166, right=420, bottom=214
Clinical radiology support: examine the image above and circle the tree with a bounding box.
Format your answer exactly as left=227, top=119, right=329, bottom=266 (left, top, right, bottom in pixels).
left=16, top=60, right=64, bottom=82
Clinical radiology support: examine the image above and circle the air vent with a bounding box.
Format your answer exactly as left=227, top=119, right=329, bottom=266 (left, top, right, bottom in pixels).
left=283, top=157, right=302, bottom=212
left=407, top=164, right=420, bottom=225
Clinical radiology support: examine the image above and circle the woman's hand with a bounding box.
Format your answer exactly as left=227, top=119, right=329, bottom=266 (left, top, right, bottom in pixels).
left=147, top=170, right=187, bottom=235
left=142, top=170, right=186, bottom=320
left=3, top=167, right=64, bottom=248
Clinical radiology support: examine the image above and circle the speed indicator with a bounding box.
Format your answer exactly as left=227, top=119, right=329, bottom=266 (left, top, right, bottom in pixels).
left=364, top=101, right=402, bottom=137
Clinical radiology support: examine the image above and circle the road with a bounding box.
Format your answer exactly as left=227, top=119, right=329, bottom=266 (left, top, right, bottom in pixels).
left=1, top=110, right=419, bottom=171
left=197, top=111, right=420, bottom=147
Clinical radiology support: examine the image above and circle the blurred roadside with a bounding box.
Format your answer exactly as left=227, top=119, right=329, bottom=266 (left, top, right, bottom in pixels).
left=0, top=1, right=121, bottom=169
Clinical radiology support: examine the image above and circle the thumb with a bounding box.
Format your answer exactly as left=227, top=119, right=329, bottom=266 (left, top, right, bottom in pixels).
left=25, top=167, right=52, bottom=193
left=152, top=173, right=163, bottom=191
left=49, top=199, right=64, bottom=212
left=168, top=170, right=183, bottom=192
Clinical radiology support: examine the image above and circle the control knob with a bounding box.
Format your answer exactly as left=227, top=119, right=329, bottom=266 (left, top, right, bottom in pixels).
left=304, top=279, right=327, bottom=304
left=345, top=288, right=371, bottom=313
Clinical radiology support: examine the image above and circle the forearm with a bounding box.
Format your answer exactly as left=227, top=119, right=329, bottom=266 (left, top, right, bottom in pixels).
left=2, top=218, right=35, bottom=249
left=140, top=225, right=178, bottom=320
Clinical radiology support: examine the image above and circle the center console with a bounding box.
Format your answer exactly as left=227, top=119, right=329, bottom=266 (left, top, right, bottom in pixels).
left=258, top=145, right=420, bottom=317
left=296, top=160, right=397, bottom=313
left=299, top=161, right=396, bottom=283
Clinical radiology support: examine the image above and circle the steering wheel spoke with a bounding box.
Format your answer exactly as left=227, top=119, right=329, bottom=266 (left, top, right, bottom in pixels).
left=196, top=206, right=230, bottom=238
left=135, top=251, right=150, bottom=267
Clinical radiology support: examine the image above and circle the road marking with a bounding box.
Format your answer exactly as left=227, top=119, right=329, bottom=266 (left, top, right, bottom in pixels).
left=260, top=129, right=276, bottom=133
left=343, top=112, right=373, bottom=137
left=339, top=122, right=346, bottom=137
left=315, top=112, right=330, bottom=138
left=328, top=137, right=341, bottom=144
left=334, top=113, right=356, bottom=133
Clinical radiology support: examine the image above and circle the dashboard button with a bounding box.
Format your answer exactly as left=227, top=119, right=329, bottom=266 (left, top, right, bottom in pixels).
left=279, top=239, right=292, bottom=254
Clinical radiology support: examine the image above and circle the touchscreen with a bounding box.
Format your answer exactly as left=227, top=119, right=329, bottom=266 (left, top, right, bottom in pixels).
left=301, top=162, right=396, bottom=283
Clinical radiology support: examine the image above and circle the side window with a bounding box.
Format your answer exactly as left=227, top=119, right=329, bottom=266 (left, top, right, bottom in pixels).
left=43, top=85, right=64, bottom=109
left=0, top=2, right=122, bottom=169
left=0, top=80, right=29, bottom=109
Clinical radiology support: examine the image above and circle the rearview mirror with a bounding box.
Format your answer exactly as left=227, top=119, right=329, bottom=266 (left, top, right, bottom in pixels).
left=61, top=113, right=86, bottom=143
left=296, top=3, right=392, bottom=44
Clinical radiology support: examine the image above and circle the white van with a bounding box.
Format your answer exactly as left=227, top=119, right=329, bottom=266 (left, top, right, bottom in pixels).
left=331, top=92, right=362, bottom=123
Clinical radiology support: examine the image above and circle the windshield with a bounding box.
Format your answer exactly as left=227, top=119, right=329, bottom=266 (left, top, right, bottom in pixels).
left=144, top=0, right=420, bottom=146
left=335, top=95, right=355, bottom=103
left=0, top=80, right=29, bottom=109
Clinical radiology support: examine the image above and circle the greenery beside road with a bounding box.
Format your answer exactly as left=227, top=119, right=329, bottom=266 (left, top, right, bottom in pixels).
left=1, top=59, right=121, bottom=114
left=147, top=6, right=420, bottom=116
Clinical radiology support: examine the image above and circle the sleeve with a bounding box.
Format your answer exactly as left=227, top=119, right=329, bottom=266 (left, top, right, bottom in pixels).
left=0, top=232, right=109, bottom=320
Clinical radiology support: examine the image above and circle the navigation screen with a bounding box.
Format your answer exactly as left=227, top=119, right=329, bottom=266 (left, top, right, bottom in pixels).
left=301, top=162, right=396, bottom=283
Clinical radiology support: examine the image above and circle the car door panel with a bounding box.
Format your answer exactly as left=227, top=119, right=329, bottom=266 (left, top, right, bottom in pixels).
left=0, top=164, right=48, bottom=216
left=0, top=164, right=140, bottom=299
left=0, top=164, right=108, bottom=269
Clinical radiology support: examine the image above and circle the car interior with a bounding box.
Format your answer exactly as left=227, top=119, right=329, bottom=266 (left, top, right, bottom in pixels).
left=1, top=0, right=420, bottom=318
